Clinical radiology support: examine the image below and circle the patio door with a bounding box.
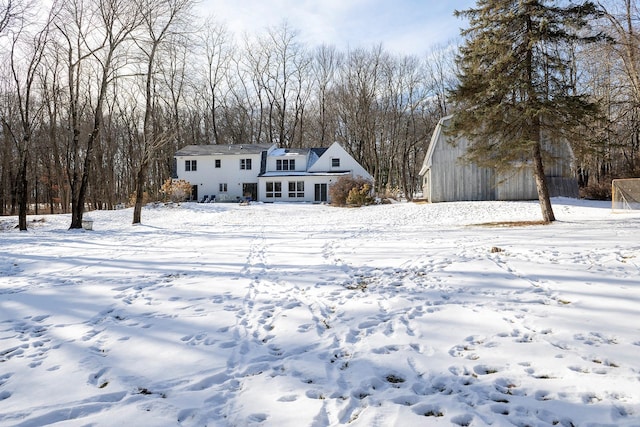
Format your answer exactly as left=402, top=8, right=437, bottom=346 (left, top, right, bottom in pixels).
left=314, top=183, right=327, bottom=202
left=243, top=183, right=258, bottom=201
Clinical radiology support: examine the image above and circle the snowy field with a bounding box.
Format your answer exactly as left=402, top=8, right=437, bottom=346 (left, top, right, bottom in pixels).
left=1, top=198, right=639, bottom=427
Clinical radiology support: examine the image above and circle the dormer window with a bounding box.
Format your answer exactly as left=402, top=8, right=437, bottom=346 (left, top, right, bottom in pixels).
left=331, top=158, right=340, bottom=168
left=276, top=159, right=295, bottom=171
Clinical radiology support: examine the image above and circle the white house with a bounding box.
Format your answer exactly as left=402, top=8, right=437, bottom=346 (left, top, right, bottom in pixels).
left=174, top=142, right=373, bottom=203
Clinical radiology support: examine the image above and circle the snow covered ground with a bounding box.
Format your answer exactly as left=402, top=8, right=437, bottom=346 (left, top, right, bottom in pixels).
left=1, top=198, right=639, bottom=427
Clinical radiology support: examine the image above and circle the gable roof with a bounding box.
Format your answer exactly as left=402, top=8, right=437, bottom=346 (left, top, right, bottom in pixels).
left=307, top=147, right=328, bottom=169
left=419, top=115, right=452, bottom=176
left=175, top=144, right=274, bottom=156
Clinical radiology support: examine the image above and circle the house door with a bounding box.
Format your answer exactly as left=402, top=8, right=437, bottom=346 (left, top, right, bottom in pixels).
left=191, top=185, right=198, bottom=201
left=314, top=183, right=327, bottom=202
left=243, top=183, right=258, bottom=201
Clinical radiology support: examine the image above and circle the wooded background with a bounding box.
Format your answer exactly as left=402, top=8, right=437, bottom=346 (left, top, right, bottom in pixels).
left=1, top=0, right=639, bottom=217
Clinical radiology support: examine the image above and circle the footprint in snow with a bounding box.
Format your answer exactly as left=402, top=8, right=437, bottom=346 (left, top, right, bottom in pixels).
left=451, top=413, right=474, bottom=426
left=371, top=344, right=399, bottom=354
left=297, top=323, right=313, bottom=333
left=88, top=367, right=110, bottom=388
left=474, top=364, right=501, bottom=375
left=177, top=408, right=197, bottom=423
left=186, top=372, right=230, bottom=391
left=413, top=403, right=445, bottom=417
left=248, top=413, right=268, bottom=423
left=277, top=394, right=298, bottom=402
left=0, top=345, right=27, bottom=361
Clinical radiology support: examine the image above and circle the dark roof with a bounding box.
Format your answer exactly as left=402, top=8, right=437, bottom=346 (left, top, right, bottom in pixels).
left=311, top=147, right=328, bottom=157
left=175, top=144, right=273, bottom=156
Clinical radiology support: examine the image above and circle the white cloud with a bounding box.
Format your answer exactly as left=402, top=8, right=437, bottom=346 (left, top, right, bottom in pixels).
left=198, top=0, right=474, bottom=55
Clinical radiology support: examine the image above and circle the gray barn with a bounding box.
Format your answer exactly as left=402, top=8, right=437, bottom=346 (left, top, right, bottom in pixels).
left=419, top=116, right=579, bottom=203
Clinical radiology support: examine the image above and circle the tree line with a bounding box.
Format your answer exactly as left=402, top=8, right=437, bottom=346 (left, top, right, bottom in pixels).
left=1, top=0, right=638, bottom=229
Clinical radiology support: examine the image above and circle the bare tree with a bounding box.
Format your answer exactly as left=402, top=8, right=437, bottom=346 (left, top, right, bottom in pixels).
left=0, top=0, right=27, bottom=216
left=54, top=0, right=140, bottom=229
left=131, top=0, right=194, bottom=224
left=223, top=52, right=259, bottom=144
left=380, top=54, right=435, bottom=199
left=201, top=18, right=231, bottom=144
left=38, top=45, right=70, bottom=214
left=0, top=0, right=26, bottom=36
left=311, top=44, right=342, bottom=146
left=594, top=1, right=640, bottom=178
left=335, top=45, right=384, bottom=176
left=1, top=4, right=52, bottom=230
left=243, top=22, right=311, bottom=147
left=425, top=41, right=459, bottom=118
left=599, top=1, right=640, bottom=104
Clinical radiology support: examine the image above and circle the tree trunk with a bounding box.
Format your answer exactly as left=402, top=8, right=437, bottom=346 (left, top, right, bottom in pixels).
left=70, top=192, right=84, bottom=228
left=69, top=133, right=95, bottom=228
left=132, top=160, right=149, bottom=224
left=17, top=150, right=28, bottom=231
left=532, top=141, right=555, bottom=223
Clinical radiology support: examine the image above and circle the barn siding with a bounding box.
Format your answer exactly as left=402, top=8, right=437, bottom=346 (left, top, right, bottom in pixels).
left=421, top=116, right=578, bottom=203
left=429, top=134, right=497, bottom=202
left=548, top=177, right=579, bottom=198
left=496, top=168, right=537, bottom=200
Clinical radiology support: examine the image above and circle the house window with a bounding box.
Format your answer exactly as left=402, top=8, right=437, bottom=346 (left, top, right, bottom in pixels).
left=288, top=181, right=304, bottom=198
left=185, top=160, right=197, bottom=171
left=331, top=158, right=340, bottom=168
left=219, top=183, right=227, bottom=192
left=266, top=181, right=282, bottom=198
left=240, top=158, right=252, bottom=170
left=215, top=159, right=221, bottom=168
left=276, top=159, right=295, bottom=171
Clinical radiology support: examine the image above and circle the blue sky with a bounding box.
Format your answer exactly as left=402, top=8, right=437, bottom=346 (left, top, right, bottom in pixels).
left=199, top=0, right=476, bottom=56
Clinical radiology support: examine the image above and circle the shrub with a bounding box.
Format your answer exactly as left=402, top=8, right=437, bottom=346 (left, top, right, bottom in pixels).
left=160, top=178, right=192, bottom=202
left=379, top=186, right=403, bottom=201
left=329, top=176, right=374, bottom=207
left=580, top=181, right=611, bottom=200
left=347, top=183, right=373, bottom=206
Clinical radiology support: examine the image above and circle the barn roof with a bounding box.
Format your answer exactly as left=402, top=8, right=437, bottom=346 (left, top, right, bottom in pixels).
left=419, top=115, right=452, bottom=176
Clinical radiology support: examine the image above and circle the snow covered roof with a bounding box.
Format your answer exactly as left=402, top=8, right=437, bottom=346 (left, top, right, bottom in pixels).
left=175, top=144, right=274, bottom=156
left=270, top=148, right=311, bottom=157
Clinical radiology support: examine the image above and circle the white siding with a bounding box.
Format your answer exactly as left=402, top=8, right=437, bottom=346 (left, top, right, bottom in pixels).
left=258, top=175, right=344, bottom=203
left=308, top=142, right=373, bottom=181
left=176, top=153, right=262, bottom=201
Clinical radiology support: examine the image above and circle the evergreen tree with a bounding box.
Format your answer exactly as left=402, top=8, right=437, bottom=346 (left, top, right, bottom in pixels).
left=449, top=0, right=603, bottom=222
